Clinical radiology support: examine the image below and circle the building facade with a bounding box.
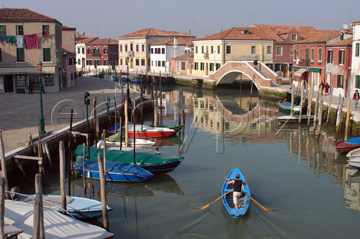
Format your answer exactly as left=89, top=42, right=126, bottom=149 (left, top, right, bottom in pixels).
left=150, top=38, right=193, bottom=73
left=0, top=8, right=63, bottom=93
left=75, top=36, right=97, bottom=73
left=61, top=26, right=76, bottom=88
left=350, top=21, right=360, bottom=95
left=171, top=52, right=194, bottom=76
left=118, top=28, right=194, bottom=74
left=192, top=27, right=274, bottom=78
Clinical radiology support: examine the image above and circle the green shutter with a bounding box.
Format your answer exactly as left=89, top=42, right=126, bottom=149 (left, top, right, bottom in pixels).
left=356, top=75, right=360, bottom=88
left=16, top=48, right=24, bottom=62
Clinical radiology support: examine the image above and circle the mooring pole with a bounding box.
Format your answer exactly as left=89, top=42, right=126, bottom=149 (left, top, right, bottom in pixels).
left=97, top=153, right=109, bottom=230
left=59, top=141, right=67, bottom=212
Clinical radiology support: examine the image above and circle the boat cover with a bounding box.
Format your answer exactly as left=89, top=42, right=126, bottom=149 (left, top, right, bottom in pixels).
left=74, top=145, right=183, bottom=166
left=345, top=137, right=360, bottom=144
left=5, top=200, right=114, bottom=239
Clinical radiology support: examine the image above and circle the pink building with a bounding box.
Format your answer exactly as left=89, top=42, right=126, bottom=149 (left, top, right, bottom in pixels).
left=61, top=26, right=76, bottom=88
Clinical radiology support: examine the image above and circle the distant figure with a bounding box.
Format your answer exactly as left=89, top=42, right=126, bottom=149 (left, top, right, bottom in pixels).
left=41, top=82, right=45, bottom=94
left=227, top=174, right=246, bottom=209
left=28, top=80, right=33, bottom=94
left=353, top=90, right=360, bottom=109
left=253, top=60, right=258, bottom=70
left=325, top=82, right=330, bottom=94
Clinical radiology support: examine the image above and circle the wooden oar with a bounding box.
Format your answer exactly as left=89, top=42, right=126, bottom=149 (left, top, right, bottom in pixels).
left=225, top=177, right=270, bottom=212
left=200, top=189, right=234, bottom=210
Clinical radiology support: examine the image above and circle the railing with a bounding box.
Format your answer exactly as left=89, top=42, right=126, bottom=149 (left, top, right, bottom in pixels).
left=296, top=59, right=310, bottom=67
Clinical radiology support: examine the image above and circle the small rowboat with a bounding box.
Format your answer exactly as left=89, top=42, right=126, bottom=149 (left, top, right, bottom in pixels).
left=222, top=168, right=251, bottom=218
left=348, top=161, right=360, bottom=170
left=128, top=124, right=175, bottom=138
left=346, top=148, right=360, bottom=163
left=11, top=191, right=111, bottom=219
left=73, top=160, right=154, bottom=182
left=277, top=115, right=314, bottom=123
left=277, top=100, right=301, bottom=115
left=336, top=137, right=360, bottom=153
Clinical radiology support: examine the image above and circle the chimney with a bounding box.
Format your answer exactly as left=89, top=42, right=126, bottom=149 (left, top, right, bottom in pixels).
left=188, top=29, right=191, bottom=35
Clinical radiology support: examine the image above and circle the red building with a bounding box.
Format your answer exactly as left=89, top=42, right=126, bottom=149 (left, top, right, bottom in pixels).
left=292, top=30, right=352, bottom=94
left=85, top=38, right=118, bottom=70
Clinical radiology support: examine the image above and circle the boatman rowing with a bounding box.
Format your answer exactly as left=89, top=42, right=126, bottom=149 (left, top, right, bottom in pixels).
left=227, top=174, right=247, bottom=209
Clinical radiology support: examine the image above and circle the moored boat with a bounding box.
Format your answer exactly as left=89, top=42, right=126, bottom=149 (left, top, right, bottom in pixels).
left=277, top=100, right=301, bottom=115
left=277, top=115, right=313, bottom=123
left=73, top=159, right=154, bottom=182
left=346, top=148, right=360, bottom=163
left=5, top=200, right=114, bottom=238
left=336, top=137, right=360, bottom=153
left=222, top=168, right=251, bottom=218
left=348, top=161, right=360, bottom=170
left=128, top=124, right=175, bottom=138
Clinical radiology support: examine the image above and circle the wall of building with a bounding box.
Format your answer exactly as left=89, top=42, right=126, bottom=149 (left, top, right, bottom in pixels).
left=76, top=43, right=86, bottom=72
left=351, top=23, right=360, bottom=94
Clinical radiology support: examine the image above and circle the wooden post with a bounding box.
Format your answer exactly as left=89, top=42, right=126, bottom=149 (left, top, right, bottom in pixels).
left=298, top=82, right=305, bottom=123
left=68, top=109, right=73, bottom=196
left=345, top=97, right=351, bottom=140
left=125, top=99, right=129, bottom=147
left=82, top=142, right=86, bottom=194
left=114, top=97, right=117, bottom=133
left=43, top=142, right=52, bottom=166
left=29, top=132, right=36, bottom=153
left=140, top=85, right=144, bottom=125
left=326, top=87, right=333, bottom=124
left=97, top=153, right=109, bottom=230
left=132, top=91, right=136, bottom=112
left=119, top=117, right=123, bottom=151
left=59, top=141, right=66, bottom=212
left=159, top=73, right=163, bottom=126
left=93, top=97, right=98, bottom=144
left=0, top=130, right=8, bottom=197
left=307, top=79, right=313, bottom=126
left=0, top=177, right=5, bottom=239
left=316, top=99, right=323, bottom=136
left=290, top=81, right=295, bottom=116
left=336, top=96, right=343, bottom=135
left=312, top=88, right=320, bottom=133
left=154, top=89, right=158, bottom=127
left=103, top=129, right=107, bottom=171
left=33, top=174, right=44, bottom=239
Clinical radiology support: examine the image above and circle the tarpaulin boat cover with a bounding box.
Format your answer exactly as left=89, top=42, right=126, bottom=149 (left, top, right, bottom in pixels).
left=73, top=145, right=184, bottom=166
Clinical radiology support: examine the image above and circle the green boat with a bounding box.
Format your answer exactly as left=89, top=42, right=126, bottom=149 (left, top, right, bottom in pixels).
left=73, top=145, right=184, bottom=173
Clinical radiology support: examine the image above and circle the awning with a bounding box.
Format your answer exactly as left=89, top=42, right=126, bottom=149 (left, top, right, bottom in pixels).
left=0, top=67, right=55, bottom=74
left=294, top=68, right=307, bottom=77
left=309, top=68, right=321, bottom=72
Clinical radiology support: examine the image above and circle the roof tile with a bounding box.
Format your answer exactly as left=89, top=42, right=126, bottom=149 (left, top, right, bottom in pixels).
left=119, top=28, right=194, bottom=38
left=0, top=8, right=61, bottom=24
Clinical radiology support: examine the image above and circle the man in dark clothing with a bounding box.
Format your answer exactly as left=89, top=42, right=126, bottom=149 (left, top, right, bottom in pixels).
left=28, top=80, right=33, bottom=94
left=227, top=174, right=247, bottom=209
left=353, top=90, right=360, bottom=109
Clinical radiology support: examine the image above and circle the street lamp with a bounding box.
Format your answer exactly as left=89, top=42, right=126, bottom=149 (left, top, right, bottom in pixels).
left=37, top=61, right=45, bottom=135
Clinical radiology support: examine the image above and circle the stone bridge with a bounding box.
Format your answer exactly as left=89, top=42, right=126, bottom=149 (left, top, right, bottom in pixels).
left=208, top=61, right=281, bottom=89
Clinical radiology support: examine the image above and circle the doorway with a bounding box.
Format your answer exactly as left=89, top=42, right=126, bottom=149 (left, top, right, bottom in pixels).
left=4, top=75, right=14, bottom=92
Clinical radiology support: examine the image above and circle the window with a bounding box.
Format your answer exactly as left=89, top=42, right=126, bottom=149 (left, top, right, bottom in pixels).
left=130, top=43, right=133, bottom=51
left=294, top=49, right=297, bottom=60
left=356, top=43, right=360, bottom=57
left=200, top=46, right=204, bottom=54
left=150, top=48, right=154, bottom=54
left=68, top=57, right=72, bottom=65
left=356, top=75, right=360, bottom=88
left=120, top=59, right=123, bottom=65
left=291, top=34, right=297, bottom=41
left=311, top=48, right=314, bottom=61
left=16, top=48, right=24, bottom=62
left=0, top=25, right=6, bottom=35
left=125, top=44, right=128, bottom=52
left=200, top=63, right=204, bottom=70
left=327, top=50, right=333, bottom=63
left=209, top=63, right=214, bottom=71
left=217, top=45, right=220, bottom=54
left=136, top=59, right=139, bottom=66
left=290, top=47, right=293, bottom=56
left=103, top=47, right=107, bottom=55
left=300, top=49, right=302, bottom=60
left=81, top=48, right=84, bottom=54
left=339, top=50, right=345, bottom=64
left=305, top=49, right=309, bottom=60
left=93, top=47, right=96, bottom=55
left=162, top=61, right=165, bottom=67
left=86, top=60, right=92, bottom=65
left=104, top=60, right=108, bottom=65
left=87, top=47, right=91, bottom=55
left=77, top=48, right=80, bottom=54
left=77, top=59, right=81, bottom=65
left=43, top=48, right=51, bottom=62
left=120, top=45, right=122, bottom=52
left=195, top=46, right=198, bottom=54
left=142, top=44, right=145, bottom=52
left=16, top=25, right=23, bottom=35
left=226, top=45, right=231, bottom=54
left=141, top=59, right=145, bottom=66
left=181, top=62, right=186, bottom=70
left=251, top=46, right=256, bottom=54
left=337, top=75, right=344, bottom=88
left=318, top=48, right=322, bottom=62
left=216, top=63, right=221, bottom=70
left=162, top=48, right=165, bottom=54
left=276, top=47, right=282, bottom=56
left=0, top=48, right=2, bottom=62
left=194, top=62, right=198, bottom=70
left=73, top=57, right=75, bottom=65
left=267, top=46, right=272, bottom=54
left=211, top=46, right=213, bottom=54
left=136, top=45, right=139, bottom=52
left=42, top=25, right=49, bottom=36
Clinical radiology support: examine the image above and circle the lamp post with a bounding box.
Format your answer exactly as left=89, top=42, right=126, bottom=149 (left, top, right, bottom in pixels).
left=37, top=61, right=45, bottom=135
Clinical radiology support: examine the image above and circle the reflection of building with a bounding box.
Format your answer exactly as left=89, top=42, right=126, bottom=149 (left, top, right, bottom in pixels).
left=0, top=8, right=63, bottom=93
left=344, top=167, right=360, bottom=212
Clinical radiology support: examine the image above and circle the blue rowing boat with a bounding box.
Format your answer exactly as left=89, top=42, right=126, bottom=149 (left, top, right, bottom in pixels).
left=73, top=160, right=154, bottom=182
left=222, top=168, right=251, bottom=218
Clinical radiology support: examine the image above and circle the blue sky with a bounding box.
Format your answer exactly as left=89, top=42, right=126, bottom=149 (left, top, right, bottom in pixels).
left=2, top=0, right=360, bottom=39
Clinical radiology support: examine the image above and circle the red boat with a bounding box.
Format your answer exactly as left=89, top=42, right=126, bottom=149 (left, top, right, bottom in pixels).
left=335, top=141, right=360, bottom=153
left=128, top=124, right=175, bottom=138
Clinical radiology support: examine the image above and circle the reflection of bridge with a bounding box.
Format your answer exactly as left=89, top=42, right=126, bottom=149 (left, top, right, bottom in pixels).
left=208, top=61, right=281, bottom=88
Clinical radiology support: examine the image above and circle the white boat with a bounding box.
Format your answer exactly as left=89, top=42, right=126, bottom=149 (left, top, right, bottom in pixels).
left=348, top=161, right=360, bottom=170
left=277, top=115, right=314, bottom=123
left=97, top=140, right=160, bottom=154
left=127, top=124, right=175, bottom=138
left=106, top=133, right=155, bottom=148
left=347, top=148, right=360, bottom=163
left=5, top=200, right=114, bottom=239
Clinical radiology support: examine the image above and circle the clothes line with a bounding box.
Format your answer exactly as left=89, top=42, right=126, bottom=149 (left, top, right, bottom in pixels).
left=0, top=32, right=56, bottom=49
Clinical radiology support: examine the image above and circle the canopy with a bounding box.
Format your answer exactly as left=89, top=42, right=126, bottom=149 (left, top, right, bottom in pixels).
left=294, top=68, right=307, bottom=77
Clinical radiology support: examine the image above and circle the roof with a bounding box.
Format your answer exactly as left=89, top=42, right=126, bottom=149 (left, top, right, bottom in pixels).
left=328, top=37, right=353, bottom=47
left=152, top=38, right=194, bottom=46
left=296, top=31, right=340, bottom=44
left=62, top=26, right=76, bottom=31
left=353, top=20, right=360, bottom=25
left=251, top=24, right=320, bottom=42
left=76, top=37, right=98, bottom=44
left=195, top=27, right=274, bottom=41
left=0, top=8, right=61, bottom=24
left=87, top=38, right=118, bottom=45
left=174, top=52, right=194, bottom=61
left=119, top=28, right=194, bottom=38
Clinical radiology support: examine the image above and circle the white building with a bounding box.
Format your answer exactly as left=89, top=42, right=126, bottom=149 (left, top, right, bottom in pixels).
left=75, top=36, right=97, bottom=73
left=150, top=38, right=193, bottom=74
left=351, top=21, right=360, bottom=94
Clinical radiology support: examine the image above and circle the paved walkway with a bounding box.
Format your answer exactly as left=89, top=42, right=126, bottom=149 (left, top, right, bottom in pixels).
left=0, top=77, right=127, bottom=153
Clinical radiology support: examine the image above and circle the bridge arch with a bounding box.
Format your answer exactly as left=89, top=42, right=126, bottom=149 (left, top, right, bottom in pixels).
left=216, top=70, right=259, bottom=90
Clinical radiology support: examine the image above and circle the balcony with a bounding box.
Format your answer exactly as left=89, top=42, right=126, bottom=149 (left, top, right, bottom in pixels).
left=203, top=52, right=209, bottom=59
left=128, top=51, right=134, bottom=57
left=296, top=59, right=310, bottom=67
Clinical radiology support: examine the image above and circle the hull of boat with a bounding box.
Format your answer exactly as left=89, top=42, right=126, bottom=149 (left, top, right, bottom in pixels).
left=128, top=131, right=174, bottom=138
left=335, top=141, right=360, bottom=153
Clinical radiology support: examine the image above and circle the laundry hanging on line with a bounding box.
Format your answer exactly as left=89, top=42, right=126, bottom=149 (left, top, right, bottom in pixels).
left=24, top=34, right=39, bottom=50
left=16, top=35, right=24, bottom=48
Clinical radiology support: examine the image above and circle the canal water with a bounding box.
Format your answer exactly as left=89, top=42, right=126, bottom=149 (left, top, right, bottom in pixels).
left=21, top=85, right=360, bottom=238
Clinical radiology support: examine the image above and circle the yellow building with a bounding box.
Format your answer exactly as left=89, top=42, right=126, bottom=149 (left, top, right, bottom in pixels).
left=192, top=27, right=274, bottom=78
